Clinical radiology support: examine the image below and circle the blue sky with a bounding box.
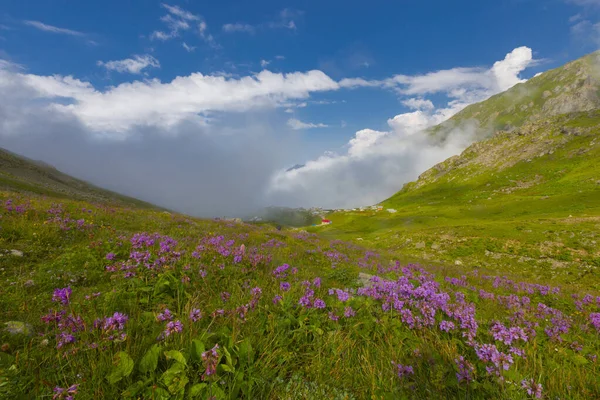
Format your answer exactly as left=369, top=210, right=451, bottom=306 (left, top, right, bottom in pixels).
left=0, top=0, right=599, bottom=215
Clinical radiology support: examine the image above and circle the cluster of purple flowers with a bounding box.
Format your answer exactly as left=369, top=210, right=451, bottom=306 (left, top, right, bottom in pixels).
left=52, top=287, right=72, bottom=305
left=489, top=321, right=528, bottom=346
left=454, top=356, right=474, bottom=383
left=521, top=378, right=543, bottom=398
left=394, top=363, right=414, bottom=378
left=52, top=384, right=79, bottom=400
left=94, top=312, right=128, bottom=342
left=189, top=308, right=202, bottom=322
left=201, top=344, right=220, bottom=379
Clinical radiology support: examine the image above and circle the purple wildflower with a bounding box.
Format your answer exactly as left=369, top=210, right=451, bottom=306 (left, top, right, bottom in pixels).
left=52, top=287, right=72, bottom=305
left=314, top=298, right=326, bottom=309
left=439, top=320, right=455, bottom=332
left=157, top=309, right=173, bottom=322
left=395, top=363, right=414, bottom=378
left=201, top=344, right=220, bottom=379
left=273, top=295, right=283, bottom=304
left=454, top=356, right=474, bottom=383
left=164, top=320, right=183, bottom=337
left=344, top=306, right=356, bottom=318
left=280, top=282, right=291, bottom=292
left=189, top=309, right=202, bottom=322
left=521, top=379, right=543, bottom=398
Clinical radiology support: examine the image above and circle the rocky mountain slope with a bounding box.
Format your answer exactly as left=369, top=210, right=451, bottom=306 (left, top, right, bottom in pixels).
left=433, top=51, right=600, bottom=141
left=318, top=53, right=600, bottom=286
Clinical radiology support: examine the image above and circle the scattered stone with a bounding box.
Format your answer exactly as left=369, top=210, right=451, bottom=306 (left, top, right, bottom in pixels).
left=356, top=238, right=363, bottom=241
left=431, top=243, right=440, bottom=250
left=415, top=242, right=426, bottom=249
left=358, top=272, right=374, bottom=288
left=455, top=260, right=463, bottom=266
left=4, top=321, right=33, bottom=336
left=10, top=250, right=23, bottom=257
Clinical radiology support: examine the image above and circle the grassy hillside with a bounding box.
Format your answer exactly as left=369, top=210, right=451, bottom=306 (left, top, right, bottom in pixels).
left=0, top=147, right=158, bottom=209
left=2, top=55, right=600, bottom=399
left=1, top=187, right=600, bottom=399
left=319, top=111, right=600, bottom=286
left=432, top=51, right=600, bottom=142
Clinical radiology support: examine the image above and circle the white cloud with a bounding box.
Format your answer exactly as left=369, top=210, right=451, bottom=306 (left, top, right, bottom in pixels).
left=222, top=23, right=255, bottom=33
left=0, top=46, right=538, bottom=212
left=151, top=3, right=217, bottom=47
left=161, top=3, right=200, bottom=21
left=1, top=65, right=338, bottom=133
left=23, top=20, right=85, bottom=37
left=261, top=59, right=271, bottom=68
left=222, top=8, right=302, bottom=35
left=275, top=55, right=286, bottom=60
left=347, top=129, right=388, bottom=156
left=182, top=42, right=196, bottom=52
left=287, top=118, right=328, bottom=130
left=402, top=98, right=435, bottom=110
left=268, top=47, right=535, bottom=208
left=97, top=55, right=160, bottom=74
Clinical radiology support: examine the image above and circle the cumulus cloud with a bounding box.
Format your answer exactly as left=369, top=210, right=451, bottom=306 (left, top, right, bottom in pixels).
left=23, top=20, right=85, bottom=37
left=260, top=59, right=271, bottom=68
left=0, top=46, right=536, bottom=214
left=287, top=118, right=328, bottom=130
left=267, top=47, right=534, bottom=208
left=4, top=66, right=338, bottom=133
left=0, top=64, right=295, bottom=217
left=97, top=55, right=160, bottom=74
left=402, top=98, right=435, bottom=110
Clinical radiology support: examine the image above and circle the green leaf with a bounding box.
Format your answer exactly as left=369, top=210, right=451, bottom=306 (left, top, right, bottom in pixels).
left=107, top=351, right=134, bottom=384
left=222, top=346, right=234, bottom=369
left=238, top=340, right=254, bottom=367
left=165, top=350, right=187, bottom=366
left=190, top=339, right=205, bottom=362
left=161, top=363, right=188, bottom=395
left=219, top=364, right=234, bottom=373
left=144, top=386, right=171, bottom=400
left=139, top=344, right=161, bottom=374
left=188, top=383, right=207, bottom=397
left=121, top=380, right=148, bottom=398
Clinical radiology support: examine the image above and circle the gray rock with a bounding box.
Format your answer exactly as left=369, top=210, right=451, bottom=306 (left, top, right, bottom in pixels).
left=10, top=250, right=23, bottom=257
left=415, top=242, right=426, bottom=249
left=4, top=321, right=33, bottom=336
left=358, top=272, right=374, bottom=288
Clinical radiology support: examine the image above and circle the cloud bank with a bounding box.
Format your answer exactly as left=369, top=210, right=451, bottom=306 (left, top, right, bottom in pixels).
left=268, top=47, right=534, bottom=208
left=0, top=46, right=535, bottom=215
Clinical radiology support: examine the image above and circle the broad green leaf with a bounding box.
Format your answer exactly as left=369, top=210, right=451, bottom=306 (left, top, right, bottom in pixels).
left=121, top=380, right=147, bottom=398
left=238, top=340, right=254, bottom=366
left=190, top=339, right=205, bottom=362
left=222, top=346, right=234, bottom=369
left=139, top=344, right=161, bottom=374
left=165, top=350, right=187, bottom=366
left=161, top=363, right=188, bottom=395
left=107, top=351, right=134, bottom=385
left=219, top=364, right=234, bottom=373
left=188, top=383, right=207, bottom=397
